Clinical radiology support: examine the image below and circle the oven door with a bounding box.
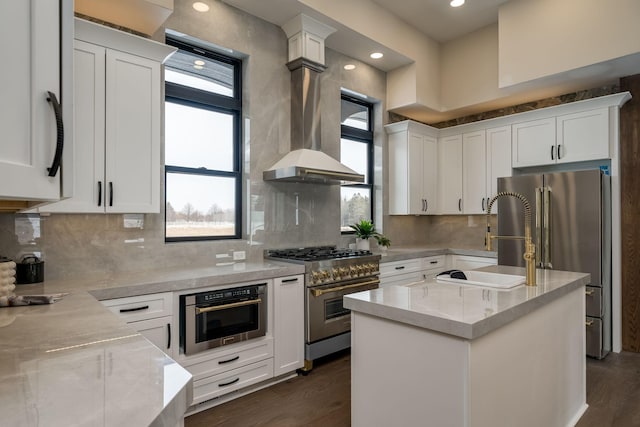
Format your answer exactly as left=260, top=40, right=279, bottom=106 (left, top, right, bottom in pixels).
left=183, top=286, right=267, bottom=355
left=306, top=277, right=379, bottom=343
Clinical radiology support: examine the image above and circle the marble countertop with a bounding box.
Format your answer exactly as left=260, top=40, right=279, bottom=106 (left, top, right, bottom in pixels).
left=344, top=265, right=589, bottom=340
left=376, top=246, right=497, bottom=263
left=13, top=261, right=305, bottom=300
left=0, top=291, right=192, bottom=427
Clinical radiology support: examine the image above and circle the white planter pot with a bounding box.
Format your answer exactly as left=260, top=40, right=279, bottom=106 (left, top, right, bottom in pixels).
left=355, top=238, right=370, bottom=250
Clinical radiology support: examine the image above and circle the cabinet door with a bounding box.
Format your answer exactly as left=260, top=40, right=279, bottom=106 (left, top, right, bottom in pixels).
left=105, top=50, right=161, bottom=213
left=129, top=316, right=173, bottom=356
left=0, top=0, right=62, bottom=201
left=422, top=136, right=439, bottom=214
left=408, top=132, right=427, bottom=214
left=511, top=118, right=555, bottom=167
left=388, top=131, right=410, bottom=215
left=41, top=41, right=106, bottom=213
left=438, top=135, right=463, bottom=214
left=462, top=130, right=487, bottom=214
left=273, top=275, right=304, bottom=376
left=486, top=126, right=512, bottom=214
left=556, top=108, right=609, bottom=164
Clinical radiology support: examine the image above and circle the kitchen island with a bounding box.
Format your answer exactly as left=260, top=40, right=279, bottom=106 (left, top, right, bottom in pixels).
left=343, top=265, right=590, bottom=427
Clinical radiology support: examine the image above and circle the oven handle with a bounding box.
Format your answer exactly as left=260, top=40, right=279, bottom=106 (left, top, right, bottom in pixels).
left=311, top=279, right=380, bottom=297
left=195, top=298, right=262, bottom=315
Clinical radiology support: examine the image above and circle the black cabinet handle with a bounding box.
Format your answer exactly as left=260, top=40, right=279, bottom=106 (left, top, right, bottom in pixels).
left=46, top=91, right=64, bottom=177
left=218, top=355, right=240, bottom=365
left=97, top=181, right=102, bottom=207
left=425, top=199, right=428, bottom=212
left=218, top=377, right=240, bottom=387
left=395, top=266, right=405, bottom=270
left=282, top=278, right=299, bottom=283
left=482, top=197, right=486, bottom=211
left=119, top=305, right=149, bottom=313
left=167, top=323, right=171, bottom=349
left=551, top=145, right=555, bottom=160
left=557, top=144, right=562, bottom=159
left=430, top=260, right=438, bottom=264
left=109, top=182, right=113, bottom=206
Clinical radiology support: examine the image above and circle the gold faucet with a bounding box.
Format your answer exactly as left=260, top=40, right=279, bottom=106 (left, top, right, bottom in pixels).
left=485, top=192, right=536, bottom=286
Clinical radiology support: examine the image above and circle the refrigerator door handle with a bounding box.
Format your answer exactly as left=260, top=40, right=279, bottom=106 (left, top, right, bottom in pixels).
left=535, top=188, right=543, bottom=268
left=543, top=186, right=552, bottom=269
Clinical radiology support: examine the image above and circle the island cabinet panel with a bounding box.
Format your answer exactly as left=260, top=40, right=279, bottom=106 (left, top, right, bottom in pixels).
left=350, top=287, right=586, bottom=427
left=273, top=275, right=305, bottom=376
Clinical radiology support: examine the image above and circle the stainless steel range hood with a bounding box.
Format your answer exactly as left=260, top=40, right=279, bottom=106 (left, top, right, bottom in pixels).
left=263, top=58, right=364, bottom=185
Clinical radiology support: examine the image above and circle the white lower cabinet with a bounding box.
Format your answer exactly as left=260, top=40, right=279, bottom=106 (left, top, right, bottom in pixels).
left=449, top=254, right=497, bottom=270
left=273, top=275, right=304, bottom=376
left=380, top=256, right=447, bottom=287
left=192, top=358, right=274, bottom=405
left=101, top=292, right=174, bottom=356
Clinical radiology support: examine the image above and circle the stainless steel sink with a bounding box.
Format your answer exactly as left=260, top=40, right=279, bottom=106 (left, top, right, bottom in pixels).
left=436, top=270, right=526, bottom=289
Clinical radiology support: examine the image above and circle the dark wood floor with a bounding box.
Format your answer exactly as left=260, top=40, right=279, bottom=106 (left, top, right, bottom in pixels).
left=186, top=350, right=640, bottom=427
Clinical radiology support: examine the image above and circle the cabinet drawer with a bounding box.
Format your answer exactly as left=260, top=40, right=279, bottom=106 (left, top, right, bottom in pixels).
left=585, top=286, right=602, bottom=318
left=183, top=339, right=273, bottom=382
left=586, top=317, right=603, bottom=359
left=421, top=255, right=446, bottom=272
left=380, top=259, right=421, bottom=277
left=192, top=358, right=274, bottom=404
left=380, top=272, right=422, bottom=288
left=101, top=292, right=172, bottom=322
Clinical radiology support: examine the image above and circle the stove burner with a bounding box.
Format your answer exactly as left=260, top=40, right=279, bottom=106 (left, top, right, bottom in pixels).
left=267, top=246, right=373, bottom=261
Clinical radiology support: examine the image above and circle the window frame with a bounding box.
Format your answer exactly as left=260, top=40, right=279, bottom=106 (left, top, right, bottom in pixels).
left=340, top=94, right=374, bottom=234
left=164, top=36, right=243, bottom=242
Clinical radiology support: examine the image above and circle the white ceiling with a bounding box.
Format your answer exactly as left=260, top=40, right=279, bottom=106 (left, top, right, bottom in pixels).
left=221, top=0, right=509, bottom=71
left=370, top=0, right=510, bottom=43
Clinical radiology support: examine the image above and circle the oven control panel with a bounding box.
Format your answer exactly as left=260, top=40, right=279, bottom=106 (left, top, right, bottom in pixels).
left=309, top=262, right=379, bottom=285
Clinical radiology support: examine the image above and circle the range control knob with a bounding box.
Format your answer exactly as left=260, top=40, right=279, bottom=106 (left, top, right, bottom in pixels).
left=321, top=270, right=331, bottom=281
left=349, top=266, right=358, bottom=277
left=311, top=271, right=321, bottom=284
left=332, top=268, right=340, bottom=280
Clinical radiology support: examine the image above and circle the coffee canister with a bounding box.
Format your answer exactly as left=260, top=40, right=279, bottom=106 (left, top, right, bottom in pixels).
left=16, top=255, right=44, bottom=284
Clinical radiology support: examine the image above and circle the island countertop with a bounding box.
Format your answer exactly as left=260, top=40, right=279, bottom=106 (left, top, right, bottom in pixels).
left=343, top=265, right=590, bottom=340
left=0, top=292, right=192, bottom=427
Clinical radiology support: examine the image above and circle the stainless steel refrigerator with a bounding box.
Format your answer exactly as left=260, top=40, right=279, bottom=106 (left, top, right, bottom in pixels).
left=497, top=169, right=611, bottom=359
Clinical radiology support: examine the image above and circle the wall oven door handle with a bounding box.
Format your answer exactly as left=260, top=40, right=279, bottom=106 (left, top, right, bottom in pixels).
left=311, top=279, right=380, bottom=297
left=195, top=298, right=262, bottom=315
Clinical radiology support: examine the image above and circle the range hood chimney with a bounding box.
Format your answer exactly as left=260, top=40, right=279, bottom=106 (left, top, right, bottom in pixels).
left=263, top=15, right=364, bottom=185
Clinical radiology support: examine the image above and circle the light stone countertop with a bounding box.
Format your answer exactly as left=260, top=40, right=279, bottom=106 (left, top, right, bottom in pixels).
left=344, top=265, right=589, bottom=340
left=13, top=260, right=306, bottom=300
left=0, top=291, right=192, bottom=427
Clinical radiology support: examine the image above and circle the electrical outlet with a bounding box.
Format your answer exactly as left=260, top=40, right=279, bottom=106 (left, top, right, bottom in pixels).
left=233, top=251, right=246, bottom=261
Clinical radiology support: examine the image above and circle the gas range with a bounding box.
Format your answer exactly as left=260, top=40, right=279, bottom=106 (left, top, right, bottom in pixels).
left=265, top=246, right=381, bottom=287
left=266, top=245, right=381, bottom=371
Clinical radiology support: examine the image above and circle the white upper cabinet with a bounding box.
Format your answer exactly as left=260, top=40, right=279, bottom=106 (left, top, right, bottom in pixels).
left=462, top=130, right=486, bottom=215
left=511, top=117, right=556, bottom=168
left=556, top=108, right=609, bottom=164
left=0, top=0, right=73, bottom=206
left=485, top=126, right=512, bottom=213
left=438, top=135, right=463, bottom=215
left=387, top=121, right=439, bottom=215
left=41, top=19, right=175, bottom=213
left=512, top=104, right=616, bottom=168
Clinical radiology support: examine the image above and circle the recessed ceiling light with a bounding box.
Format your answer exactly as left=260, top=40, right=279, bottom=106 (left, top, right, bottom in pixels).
left=450, top=0, right=465, bottom=7
left=194, top=65, right=204, bottom=70
left=370, top=52, right=383, bottom=59
left=344, top=64, right=356, bottom=70
left=194, top=60, right=205, bottom=66
left=192, top=2, right=210, bottom=12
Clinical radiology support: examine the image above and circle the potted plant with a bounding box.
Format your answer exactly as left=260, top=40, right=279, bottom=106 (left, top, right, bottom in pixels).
left=349, top=220, right=390, bottom=251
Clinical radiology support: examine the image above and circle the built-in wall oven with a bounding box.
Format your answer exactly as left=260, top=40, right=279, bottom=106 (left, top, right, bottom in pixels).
left=180, top=283, right=267, bottom=356
left=266, top=246, right=380, bottom=371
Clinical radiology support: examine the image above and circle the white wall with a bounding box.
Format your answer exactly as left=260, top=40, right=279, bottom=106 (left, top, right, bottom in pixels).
left=499, top=0, right=640, bottom=88
left=300, top=0, right=441, bottom=112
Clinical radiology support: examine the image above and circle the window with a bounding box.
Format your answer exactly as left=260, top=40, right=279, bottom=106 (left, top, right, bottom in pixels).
left=340, top=95, right=374, bottom=232
left=164, top=36, right=242, bottom=241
